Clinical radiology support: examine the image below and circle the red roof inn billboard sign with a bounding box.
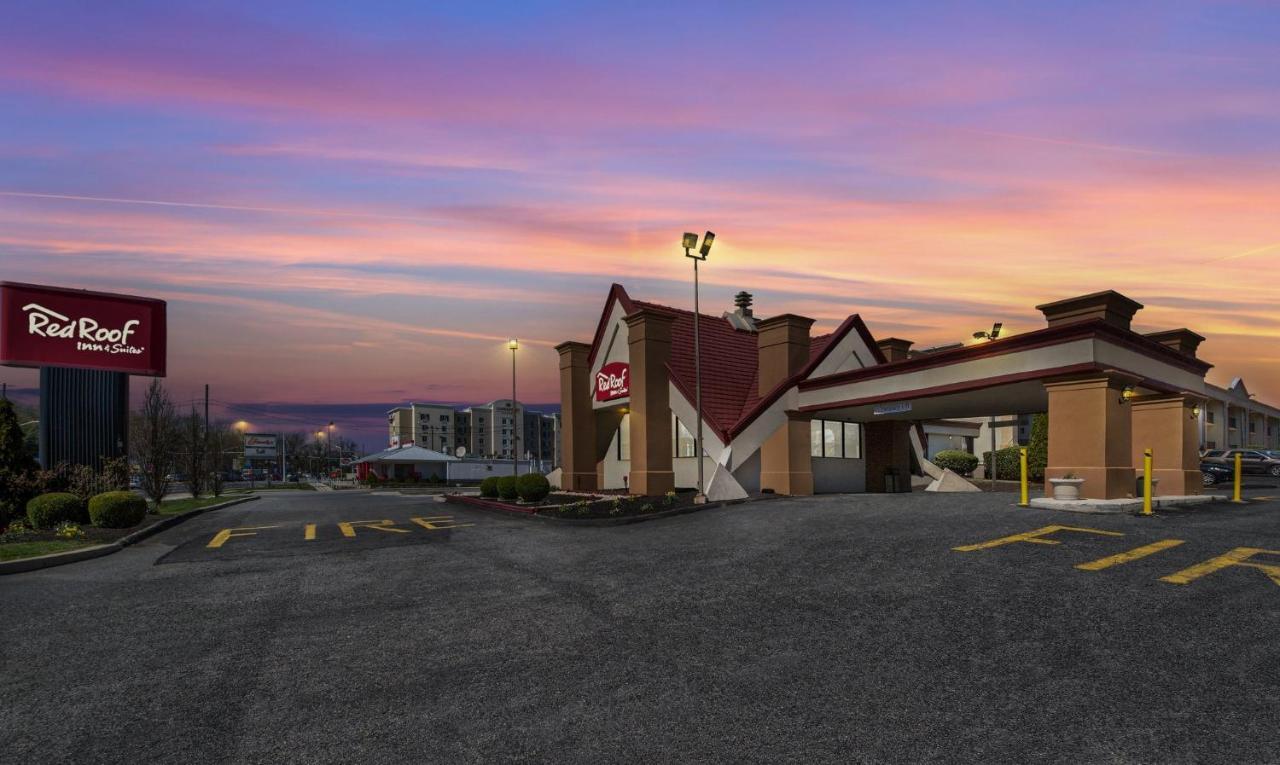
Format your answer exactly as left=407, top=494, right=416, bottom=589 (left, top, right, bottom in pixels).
left=595, top=361, right=630, bottom=402
left=0, top=282, right=167, bottom=376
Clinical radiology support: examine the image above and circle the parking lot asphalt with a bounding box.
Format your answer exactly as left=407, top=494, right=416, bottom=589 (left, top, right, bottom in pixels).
left=1, top=487, right=1277, bottom=764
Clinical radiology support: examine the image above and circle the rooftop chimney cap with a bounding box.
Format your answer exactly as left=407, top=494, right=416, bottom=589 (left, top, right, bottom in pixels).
left=733, top=291, right=754, bottom=317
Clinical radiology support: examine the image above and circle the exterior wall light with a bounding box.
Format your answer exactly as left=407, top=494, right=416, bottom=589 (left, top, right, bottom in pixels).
left=1120, top=385, right=1137, bottom=404
left=1191, top=404, right=1202, bottom=419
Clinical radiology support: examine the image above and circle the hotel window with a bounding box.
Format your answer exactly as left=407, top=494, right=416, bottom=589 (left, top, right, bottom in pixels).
left=617, top=414, right=631, bottom=460
left=810, top=420, right=861, bottom=458
left=1207, top=411, right=1215, bottom=424
left=1229, top=416, right=1238, bottom=429
left=674, top=417, right=697, bottom=458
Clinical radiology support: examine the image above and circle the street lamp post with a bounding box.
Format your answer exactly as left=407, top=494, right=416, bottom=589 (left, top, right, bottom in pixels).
left=972, top=323, right=1004, bottom=489
left=683, top=231, right=716, bottom=504
left=508, top=339, right=519, bottom=478
left=327, top=422, right=335, bottom=480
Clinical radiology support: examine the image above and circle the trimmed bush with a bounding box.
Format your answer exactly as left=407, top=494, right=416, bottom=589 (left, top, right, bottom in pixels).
left=932, top=449, right=979, bottom=476
left=497, top=475, right=518, bottom=501
left=983, top=446, right=1023, bottom=480
left=1027, top=413, right=1048, bottom=480
left=516, top=473, right=551, bottom=503
left=26, top=492, right=86, bottom=529
left=479, top=476, right=500, bottom=498
left=88, top=491, right=147, bottom=529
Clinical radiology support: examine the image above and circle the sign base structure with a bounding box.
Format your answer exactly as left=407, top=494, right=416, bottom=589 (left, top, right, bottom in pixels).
left=39, top=367, right=129, bottom=470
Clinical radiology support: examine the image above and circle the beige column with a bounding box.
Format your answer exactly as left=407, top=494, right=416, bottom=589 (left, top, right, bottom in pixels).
left=625, top=308, right=675, bottom=496
left=756, top=314, right=815, bottom=495
left=555, top=341, right=598, bottom=491
left=1043, top=374, right=1134, bottom=499
left=863, top=420, right=913, bottom=493
left=760, top=412, right=814, bottom=496
left=1130, top=394, right=1202, bottom=496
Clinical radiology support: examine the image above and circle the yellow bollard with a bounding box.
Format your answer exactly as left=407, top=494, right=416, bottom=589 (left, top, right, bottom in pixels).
left=1233, top=451, right=1244, bottom=503
left=1142, top=448, right=1153, bottom=516
left=1018, top=447, right=1029, bottom=507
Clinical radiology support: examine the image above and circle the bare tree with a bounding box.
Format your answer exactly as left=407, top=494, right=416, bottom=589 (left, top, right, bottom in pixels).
left=134, top=379, right=178, bottom=509
left=180, top=405, right=206, bottom=497
left=205, top=421, right=234, bottom=497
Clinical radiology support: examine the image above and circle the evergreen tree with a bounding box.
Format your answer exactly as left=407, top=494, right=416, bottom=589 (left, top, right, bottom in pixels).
left=0, top=399, right=35, bottom=476
left=1027, top=413, right=1049, bottom=480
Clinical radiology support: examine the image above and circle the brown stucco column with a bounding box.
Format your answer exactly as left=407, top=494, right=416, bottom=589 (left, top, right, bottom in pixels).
left=864, top=420, right=913, bottom=492
left=1043, top=374, right=1134, bottom=499
left=1130, top=394, right=1202, bottom=496
left=760, top=412, right=814, bottom=496
left=756, top=313, right=815, bottom=495
left=625, top=308, right=675, bottom=496
left=555, top=341, right=597, bottom=491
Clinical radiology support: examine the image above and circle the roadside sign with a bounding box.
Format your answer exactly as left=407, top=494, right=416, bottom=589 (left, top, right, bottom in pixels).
left=244, top=433, right=278, bottom=458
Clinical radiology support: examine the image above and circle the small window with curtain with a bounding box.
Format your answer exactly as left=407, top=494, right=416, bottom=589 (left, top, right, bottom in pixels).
left=675, top=417, right=697, bottom=458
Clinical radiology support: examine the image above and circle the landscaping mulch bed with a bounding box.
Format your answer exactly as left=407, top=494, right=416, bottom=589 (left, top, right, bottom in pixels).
left=450, top=488, right=743, bottom=522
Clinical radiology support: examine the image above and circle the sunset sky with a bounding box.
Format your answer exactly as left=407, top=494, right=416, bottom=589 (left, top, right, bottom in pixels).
left=2, top=1, right=1278, bottom=446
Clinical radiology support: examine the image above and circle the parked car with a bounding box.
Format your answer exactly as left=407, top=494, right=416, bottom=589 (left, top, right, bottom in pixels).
left=1200, top=461, right=1235, bottom=486
left=1202, top=449, right=1280, bottom=477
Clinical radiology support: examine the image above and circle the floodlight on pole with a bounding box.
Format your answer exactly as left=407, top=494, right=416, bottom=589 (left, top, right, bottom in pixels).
left=684, top=230, right=716, bottom=505
left=508, top=339, right=519, bottom=479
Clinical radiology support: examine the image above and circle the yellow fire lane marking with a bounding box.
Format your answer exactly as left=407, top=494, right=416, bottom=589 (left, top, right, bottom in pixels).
left=207, top=525, right=281, bottom=549
left=338, top=520, right=411, bottom=537
left=304, top=523, right=317, bottom=541
left=953, top=525, right=1124, bottom=552
left=1159, top=548, right=1280, bottom=587
left=1075, top=539, right=1185, bottom=571
left=410, top=516, right=475, bottom=531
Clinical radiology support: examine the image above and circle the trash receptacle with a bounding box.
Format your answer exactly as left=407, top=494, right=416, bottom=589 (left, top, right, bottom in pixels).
left=884, top=466, right=900, bottom=493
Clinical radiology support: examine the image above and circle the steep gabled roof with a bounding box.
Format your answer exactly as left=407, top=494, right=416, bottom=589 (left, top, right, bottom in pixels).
left=582, top=284, right=883, bottom=442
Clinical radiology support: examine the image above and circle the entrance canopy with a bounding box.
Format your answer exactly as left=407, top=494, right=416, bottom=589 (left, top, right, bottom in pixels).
left=798, top=304, right=1211, bottom=423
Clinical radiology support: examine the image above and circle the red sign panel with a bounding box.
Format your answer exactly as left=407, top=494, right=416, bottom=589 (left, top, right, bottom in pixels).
left=0, top=282, right=167, bottom=376
left=595, top=361, right=630, bottom=402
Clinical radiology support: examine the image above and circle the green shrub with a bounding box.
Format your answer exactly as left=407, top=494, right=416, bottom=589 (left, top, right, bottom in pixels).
left=26, top=492, right=86, bottom=529
left=516, top=473, right=550, bottom=502
left=1027, top=413, right=1048, bottom=480
left=497, top=475, right=518, bottom=501
left=479, top=476, right=500, bottom=498
left=932, top=449, right=979, bottom=476
left=88, top=491, right=147, bottom=529
left=982, top=447, right=1024, bottom=480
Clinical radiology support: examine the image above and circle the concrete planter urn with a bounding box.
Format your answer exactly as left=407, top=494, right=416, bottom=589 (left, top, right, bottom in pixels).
left=1049, top=477, right=1086, bottom=500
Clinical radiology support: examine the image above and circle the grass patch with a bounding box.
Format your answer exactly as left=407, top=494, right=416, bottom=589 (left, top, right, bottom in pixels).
left=154, top=496, right=242, bottom=516
left=0, top=539, right=96, bottom=562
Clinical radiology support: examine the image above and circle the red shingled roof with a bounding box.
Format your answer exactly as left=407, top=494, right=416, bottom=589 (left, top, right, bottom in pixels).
left=586, top=285, right=881, bottom=442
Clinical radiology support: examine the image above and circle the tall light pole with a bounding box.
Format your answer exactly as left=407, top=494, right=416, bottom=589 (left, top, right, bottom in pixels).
left=972, top=323, right=1003, bottom=489
left=508, top=339, right=519, bottom=478
left=327, top=421, right=335, bottom=478
left=684, top=231, right=716, bottom=504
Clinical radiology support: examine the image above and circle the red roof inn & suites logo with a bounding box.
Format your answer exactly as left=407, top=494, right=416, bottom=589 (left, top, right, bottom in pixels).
left=0, top=282, right=167, bottom=376
left=595, top=361, right=630, bottom=402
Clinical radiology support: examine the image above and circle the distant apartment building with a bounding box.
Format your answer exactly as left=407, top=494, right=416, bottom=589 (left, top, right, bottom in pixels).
left=387, top=400, right=560, bottom=463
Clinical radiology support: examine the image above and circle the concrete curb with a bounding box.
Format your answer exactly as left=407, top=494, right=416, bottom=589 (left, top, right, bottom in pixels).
left=447, top=493, right=774, bottom=526
left=1028, top=494, right=1230, bottom=515
left=0, top=495, right=259, bottom=576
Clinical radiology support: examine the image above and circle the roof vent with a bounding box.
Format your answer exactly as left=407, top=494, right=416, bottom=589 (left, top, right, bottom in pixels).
left=723, top=290, right=758, bottom=331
